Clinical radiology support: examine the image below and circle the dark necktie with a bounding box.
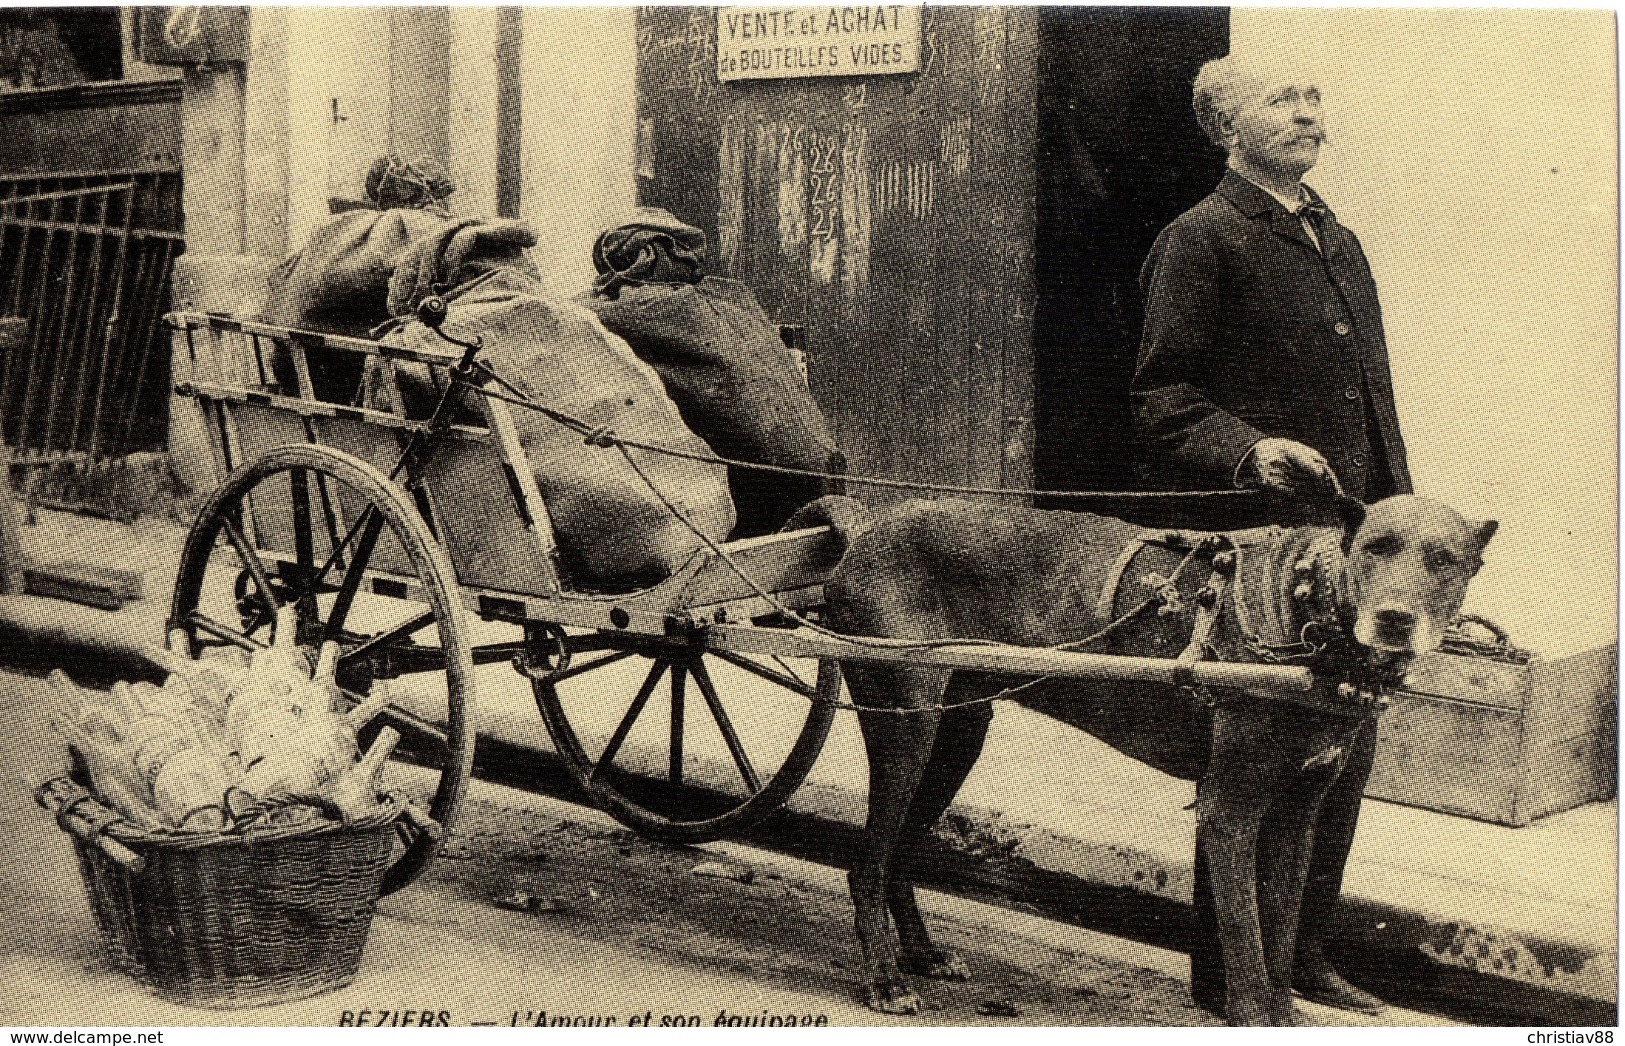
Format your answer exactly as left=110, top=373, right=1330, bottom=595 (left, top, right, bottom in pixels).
left=1298, top=200, right=1334, bottom=252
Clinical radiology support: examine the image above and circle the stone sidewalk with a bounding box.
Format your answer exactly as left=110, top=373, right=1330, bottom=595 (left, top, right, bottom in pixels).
left=0, top=507, right=1614, bottom=1026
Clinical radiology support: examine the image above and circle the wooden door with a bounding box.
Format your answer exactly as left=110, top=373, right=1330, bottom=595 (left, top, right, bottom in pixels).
left=636, top=8, right=1039, bottom=498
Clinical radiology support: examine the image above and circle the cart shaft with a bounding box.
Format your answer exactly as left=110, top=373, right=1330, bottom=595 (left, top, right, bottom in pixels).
left=699, top=623, right=1370, bottom=717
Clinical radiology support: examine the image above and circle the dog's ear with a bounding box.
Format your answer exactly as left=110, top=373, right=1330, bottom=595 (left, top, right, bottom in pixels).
left=1336, top=495, right=1367, bottom=556
left=1473, top=519, right=1499, bottom=555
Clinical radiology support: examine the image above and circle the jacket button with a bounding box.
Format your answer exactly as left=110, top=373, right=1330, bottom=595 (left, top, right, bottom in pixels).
left=1344, top=388, right=1361, bottom=401
left=1352, top=453, right=1367, bottom=467
left=1334, top=321, right=1352, bottom=336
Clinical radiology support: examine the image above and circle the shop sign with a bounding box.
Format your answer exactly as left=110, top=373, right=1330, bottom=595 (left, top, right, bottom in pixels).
left=717, top=6, right=920, bottom=82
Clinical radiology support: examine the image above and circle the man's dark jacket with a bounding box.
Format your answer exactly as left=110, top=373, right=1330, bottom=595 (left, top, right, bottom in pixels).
left=1133, top=170, right=1412, bottom=502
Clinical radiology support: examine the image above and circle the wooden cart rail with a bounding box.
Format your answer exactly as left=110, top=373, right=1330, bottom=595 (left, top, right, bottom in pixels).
left=190, top=532, right=1328, bottom=711
left=170, top=312, right=466, bottom=369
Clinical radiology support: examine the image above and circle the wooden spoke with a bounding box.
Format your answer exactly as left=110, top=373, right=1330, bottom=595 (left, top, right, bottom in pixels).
left=290, top=467, right=320, bottom=626
left=307, top=502, right=378, bottom=596
left=669, top=663, right=687, bottom=786
left=592, top=659, right=667, bottom=783
left=339, top=608, right=437, bottom=667
left=709, top=648, right=818, bottom=699
left=186, top=609, right=268, bottom=653
left=221, top=515, right=278, bottom=617
left=690, top=658, right=762, bottom=794
left=313, top=471, right=347, bottom=573
left=323, top=509, right=386, bottom=644
left=546, top=649, right=636, bottom=685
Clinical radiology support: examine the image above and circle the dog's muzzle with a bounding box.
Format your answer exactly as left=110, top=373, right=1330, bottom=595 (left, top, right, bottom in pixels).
left=1373, top=607, right=1415, bottom=647
left=1355, top=604, right=1442, bottom=656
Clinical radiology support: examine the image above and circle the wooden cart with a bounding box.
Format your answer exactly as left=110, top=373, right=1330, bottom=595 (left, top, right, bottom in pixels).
left=165, top=302, right=1321, bottom=896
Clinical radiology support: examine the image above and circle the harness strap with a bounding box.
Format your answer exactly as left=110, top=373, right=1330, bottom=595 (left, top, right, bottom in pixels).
left=1096, top=536, right=1152, bottom=625
left=1173, top=555, right=1235, bottom=697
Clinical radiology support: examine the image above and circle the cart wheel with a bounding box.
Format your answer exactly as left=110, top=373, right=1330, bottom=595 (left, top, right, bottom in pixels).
left=532, top=648, right=838, bottom=843
left=170, top=444, right=475, bottom=896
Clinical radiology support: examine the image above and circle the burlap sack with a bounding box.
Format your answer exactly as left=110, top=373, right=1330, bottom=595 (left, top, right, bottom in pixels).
left=386, top=219, right=542, bottom=319
left=378, top=269, right=736, bottom=587
left=261, top=208, right=452, bottom=400
left=586, top=276, right=839, bottom=538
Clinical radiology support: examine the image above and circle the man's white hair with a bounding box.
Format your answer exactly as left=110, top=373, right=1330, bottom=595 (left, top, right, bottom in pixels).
left=1192, top=54, right=1259, bottom=150
left=1193, top=53, right=1313, bottom=150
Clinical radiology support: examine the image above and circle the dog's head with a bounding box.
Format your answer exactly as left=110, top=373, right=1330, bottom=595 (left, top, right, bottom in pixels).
left=1335, top=495, right=1497, bottom=659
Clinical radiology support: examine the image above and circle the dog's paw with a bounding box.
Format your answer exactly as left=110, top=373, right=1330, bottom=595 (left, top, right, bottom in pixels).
left=1272, top=1000, right=1309, bottom=1027
left=866, top=978, right=923, bottom=1016
left=900, top=949, right=971, bottom=981
left=1224, top=1003, right=1273, bottom=1028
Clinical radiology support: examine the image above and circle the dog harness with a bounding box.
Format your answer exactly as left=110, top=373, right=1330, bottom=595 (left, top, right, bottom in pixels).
left=1097, top=526, right=1398, bottom=717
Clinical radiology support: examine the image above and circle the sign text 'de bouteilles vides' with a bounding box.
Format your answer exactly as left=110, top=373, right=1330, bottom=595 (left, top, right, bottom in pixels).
left=717, top=6, right=921, bottom=82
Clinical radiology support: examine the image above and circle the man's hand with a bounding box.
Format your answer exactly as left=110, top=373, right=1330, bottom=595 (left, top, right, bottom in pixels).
left=1237, top=438, right=1341, bottom=498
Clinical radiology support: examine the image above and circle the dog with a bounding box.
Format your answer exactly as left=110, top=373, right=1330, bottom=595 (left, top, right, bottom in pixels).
left=801, top=493, right=1495, bottom=1026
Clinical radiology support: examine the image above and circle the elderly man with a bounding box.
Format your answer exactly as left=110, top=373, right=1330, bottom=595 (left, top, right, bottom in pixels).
left=1132, top=53, right=1412, bottom=1016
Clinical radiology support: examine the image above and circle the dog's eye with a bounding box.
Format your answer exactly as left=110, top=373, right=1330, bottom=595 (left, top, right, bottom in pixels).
left=1363, top=534, right=1402, bottom=556
left=1426, top=549, right=1458, bottom=572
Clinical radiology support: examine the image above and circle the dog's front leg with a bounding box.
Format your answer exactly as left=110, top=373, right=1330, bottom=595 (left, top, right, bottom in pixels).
left=1256, top=758, right=1341, bottom=1025
left=1198, top=705, right=1287, bottom=1026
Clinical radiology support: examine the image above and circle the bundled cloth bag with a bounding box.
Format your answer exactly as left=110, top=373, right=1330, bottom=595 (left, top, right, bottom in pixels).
left=260, top=156, right=457, bottom=400
left=386, top=218, right=544, bottom=318
left=583, top=209, right=841, bottom=538
left=373, top=223, right=736, bottom=587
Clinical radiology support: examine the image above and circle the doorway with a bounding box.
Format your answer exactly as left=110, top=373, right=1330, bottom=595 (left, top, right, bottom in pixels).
left=1031, top=8, right=1229, bottom=499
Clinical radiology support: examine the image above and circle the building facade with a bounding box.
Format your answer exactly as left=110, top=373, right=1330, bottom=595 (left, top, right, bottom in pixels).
left=0, top=7, right=1611, bottom=651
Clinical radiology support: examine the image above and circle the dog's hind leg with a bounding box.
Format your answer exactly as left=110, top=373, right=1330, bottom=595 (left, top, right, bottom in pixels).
left=890, top=693, right=995, bottom=982
left=848, top=664, right=949, bottom=1015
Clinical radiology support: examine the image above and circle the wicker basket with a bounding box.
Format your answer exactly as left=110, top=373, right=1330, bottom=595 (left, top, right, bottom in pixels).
left=38, top=776, right=405, bottom=1009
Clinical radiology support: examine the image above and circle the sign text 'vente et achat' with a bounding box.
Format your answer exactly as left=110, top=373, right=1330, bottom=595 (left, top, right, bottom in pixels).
left=717, top=6, right=921, bottom=82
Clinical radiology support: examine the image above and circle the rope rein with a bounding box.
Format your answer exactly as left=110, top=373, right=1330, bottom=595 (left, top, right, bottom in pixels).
left=446, top=369, right=1223, bottom=715
left=462, top=365, right=1246, bottom=505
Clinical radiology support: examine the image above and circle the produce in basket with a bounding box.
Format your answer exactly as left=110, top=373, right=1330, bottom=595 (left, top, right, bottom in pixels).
left=46, top=609, right=401, bottom=832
